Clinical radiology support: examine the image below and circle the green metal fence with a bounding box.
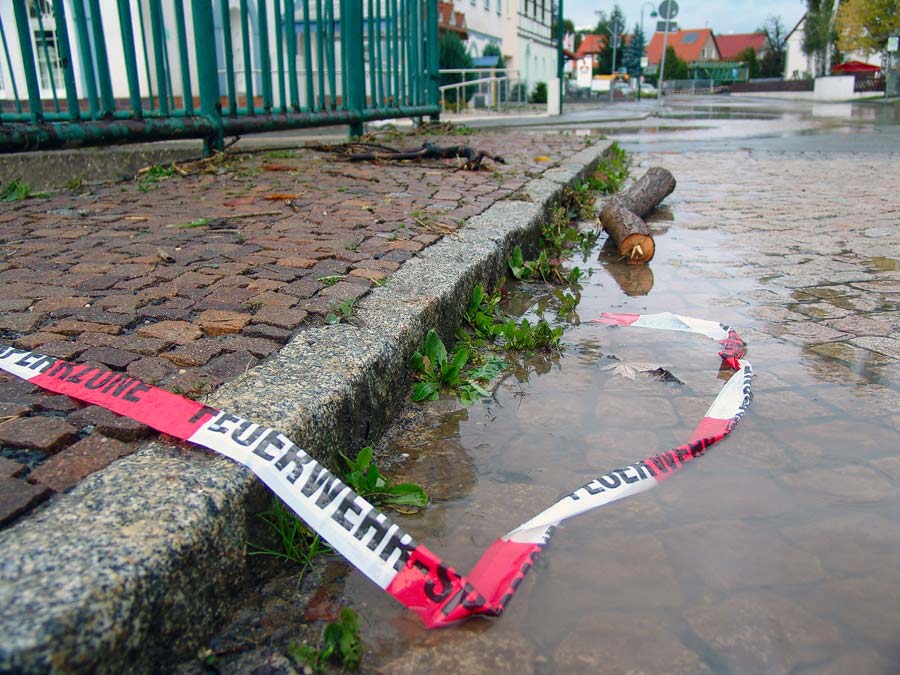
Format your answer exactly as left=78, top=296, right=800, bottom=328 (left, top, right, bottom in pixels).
left=0, top=0, right=440, bottom=153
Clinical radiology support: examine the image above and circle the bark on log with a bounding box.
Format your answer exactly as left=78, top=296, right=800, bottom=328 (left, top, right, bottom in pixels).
left=600, top=167, right=675, bottom=265
left=615, top=167, right=676, bottom=218
left=600, top=197, right=656, bottom=264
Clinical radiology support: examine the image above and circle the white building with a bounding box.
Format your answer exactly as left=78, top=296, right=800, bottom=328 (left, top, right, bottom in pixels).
left=458, top=0, right=505, bottom=58
left=0, top=0, right=169, bottom=106
left=784, top=13, right=883, bottom=79
left=0, top=1, right=425, bottom=113
left=501, top=0, right=556, bottom=96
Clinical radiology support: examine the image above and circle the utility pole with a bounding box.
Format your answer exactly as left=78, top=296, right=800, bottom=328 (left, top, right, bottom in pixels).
left=656, top=0, right=678, bottom=106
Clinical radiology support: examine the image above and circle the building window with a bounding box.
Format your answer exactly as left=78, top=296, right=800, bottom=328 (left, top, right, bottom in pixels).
left=28, top=0, right=53, bottom=18
left=33, top=30, right=63, bottom=89
left=485, top=0, right=489, bottom=9
left=29, top=0, right=64, bottom=92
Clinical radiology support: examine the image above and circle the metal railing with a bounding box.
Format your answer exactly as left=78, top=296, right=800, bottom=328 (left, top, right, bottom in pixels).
left=662, top=78, right=719, bottom=95
left=730, top=79, right=814, bottom=93
left=438, top=68, right=526, bottom=113
left=853, top=72, right=885, bottom=93
left=0, top=0, right=440, bottom=153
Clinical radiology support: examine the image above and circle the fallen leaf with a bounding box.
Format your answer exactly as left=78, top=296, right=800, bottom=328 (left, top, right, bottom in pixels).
left=263, top=193, right=303, bottom=200
left=261, top=163, right=297, bottom=172
left=534, top=155, right=552, bottom=162
left=601, top=359, right=684, bottom=384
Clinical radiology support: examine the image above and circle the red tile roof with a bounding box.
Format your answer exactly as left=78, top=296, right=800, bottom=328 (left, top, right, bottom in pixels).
left=714, top=33, right=768, bottom=60
left=438, top=1, right=467, bottom=38
left=576, top=34, right=606, bottom=58
left=646, top=28, right=717, bottom=64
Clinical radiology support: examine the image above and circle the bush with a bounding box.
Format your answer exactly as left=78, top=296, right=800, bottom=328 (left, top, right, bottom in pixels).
left=510, top=82, right=528, bottom=102
left=662, top=46, right=688, bottom=80
left=530, top=81, right=548, bottom=104
left=737, top=46, right=760, bottom=80
left=439, top=32, right=475, bottom=105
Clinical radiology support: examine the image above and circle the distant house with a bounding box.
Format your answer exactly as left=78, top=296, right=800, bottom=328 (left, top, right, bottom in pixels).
left=645, top=28, right=720, bottom=68
left=438, top=1, right=469, bottom=40
left=784, top=13, right=883, bottom=79
left=575, top=33, right=605, bottom=69
left=715, top=33, right=769, bottom=61
left=784, top=15, right=812, bottom=78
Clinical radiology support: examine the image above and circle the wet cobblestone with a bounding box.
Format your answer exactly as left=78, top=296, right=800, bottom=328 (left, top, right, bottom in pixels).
left=0, top=130, right=591, bottom=524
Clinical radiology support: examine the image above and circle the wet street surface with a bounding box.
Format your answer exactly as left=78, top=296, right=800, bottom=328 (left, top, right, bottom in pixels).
left=190, top=99, right=900, bottom=674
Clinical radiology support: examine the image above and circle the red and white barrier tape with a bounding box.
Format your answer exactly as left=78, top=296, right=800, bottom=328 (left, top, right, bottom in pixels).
left=0, top=311, right=751, bottom=628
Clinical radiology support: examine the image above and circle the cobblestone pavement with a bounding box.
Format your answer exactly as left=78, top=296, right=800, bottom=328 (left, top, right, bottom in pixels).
left=0, top=130, right=593, bottom=525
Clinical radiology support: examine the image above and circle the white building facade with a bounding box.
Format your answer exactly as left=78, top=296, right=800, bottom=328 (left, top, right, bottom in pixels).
left=501, top=0, right=556, bottom=96
left=784, top=13, right=884, bottom=79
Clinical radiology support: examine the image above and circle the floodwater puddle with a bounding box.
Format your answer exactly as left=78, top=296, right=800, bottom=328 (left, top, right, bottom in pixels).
left=343, top=225, right=900, bottom=672
left=197, top=167, right=900, bottom=674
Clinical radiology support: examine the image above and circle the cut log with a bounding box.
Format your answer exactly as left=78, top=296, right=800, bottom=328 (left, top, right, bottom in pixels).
left=600, top=196, right=655, bottom=264
left=599, top=167, right=675, bottom=265
left=616, top=167, right=676, bottom=218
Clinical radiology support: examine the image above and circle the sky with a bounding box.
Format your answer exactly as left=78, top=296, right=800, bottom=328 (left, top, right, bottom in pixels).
left=566, top=0, right=806, bottom=37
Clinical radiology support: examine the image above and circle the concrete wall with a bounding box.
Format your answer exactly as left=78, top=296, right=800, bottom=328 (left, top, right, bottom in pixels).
left=814, top=75, right=854, bottom=100
left=732, top=75, right=879, bottom=101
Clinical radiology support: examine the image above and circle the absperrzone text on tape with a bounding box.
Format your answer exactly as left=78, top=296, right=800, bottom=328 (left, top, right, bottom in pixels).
left=0, top=312, right=751, bottom=628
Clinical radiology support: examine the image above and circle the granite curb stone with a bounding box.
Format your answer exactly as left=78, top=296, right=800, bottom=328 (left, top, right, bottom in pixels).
left=0, top=141, right=612, bottom=672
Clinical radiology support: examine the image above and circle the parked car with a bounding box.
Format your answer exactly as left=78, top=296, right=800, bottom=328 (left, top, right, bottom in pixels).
left=612, top=82, right=634, bottom=99
left=639, top=83, right=657, bottom=96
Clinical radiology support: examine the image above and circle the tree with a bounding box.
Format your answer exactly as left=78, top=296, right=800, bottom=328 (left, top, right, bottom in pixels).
left=802, top=0, right=836, bottom=76
left=836, top=0, right=900, bottom=57
left=758, top=15, right=788, bottom=77
left=607, top=5, right=627, bottom=72
left=622, top=21, right=646, bottom=75
left=662, top=46, right=689, bottom=80
left=592, top=4, right=627, bottom=74
left=439, top=32, right=474, bottom=105
left=738, top=46, right=761, bottom=78
left=482, top=42, right=505, bottom=69
left=552, top=18, right=576, bottom=39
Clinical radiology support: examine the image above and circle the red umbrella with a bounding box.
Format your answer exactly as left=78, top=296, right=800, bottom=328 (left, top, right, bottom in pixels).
left=832, top=60, right=881, bottom=73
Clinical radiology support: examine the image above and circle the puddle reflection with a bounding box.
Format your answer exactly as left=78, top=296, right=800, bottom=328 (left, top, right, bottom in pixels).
left=351, top=198, right=900, bottom=672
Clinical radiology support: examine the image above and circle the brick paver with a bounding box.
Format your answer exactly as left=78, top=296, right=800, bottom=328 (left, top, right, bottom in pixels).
left=0, top=130, right=590, bottom=522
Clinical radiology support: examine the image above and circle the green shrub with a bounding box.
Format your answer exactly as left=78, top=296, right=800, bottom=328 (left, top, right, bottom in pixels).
left=529, top=81, right=548, bottom=104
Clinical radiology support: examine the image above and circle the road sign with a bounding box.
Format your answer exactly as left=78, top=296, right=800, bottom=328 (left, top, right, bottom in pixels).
left=657, top=20, right=678, bottom=32
left=658, top=0, right=679, bottom=20
left=576, top=58, right=593, bottom=88
left=888, top=36, right=899, bottom=53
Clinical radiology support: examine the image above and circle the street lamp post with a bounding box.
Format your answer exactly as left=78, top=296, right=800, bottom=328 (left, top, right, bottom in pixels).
left=609, top=18, right=621, bottom=103
left=655, top=1, right=679, bottom=106
left=657, top=16, right=670, bottom=105
left=638, top=2, right=656, bottom=102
